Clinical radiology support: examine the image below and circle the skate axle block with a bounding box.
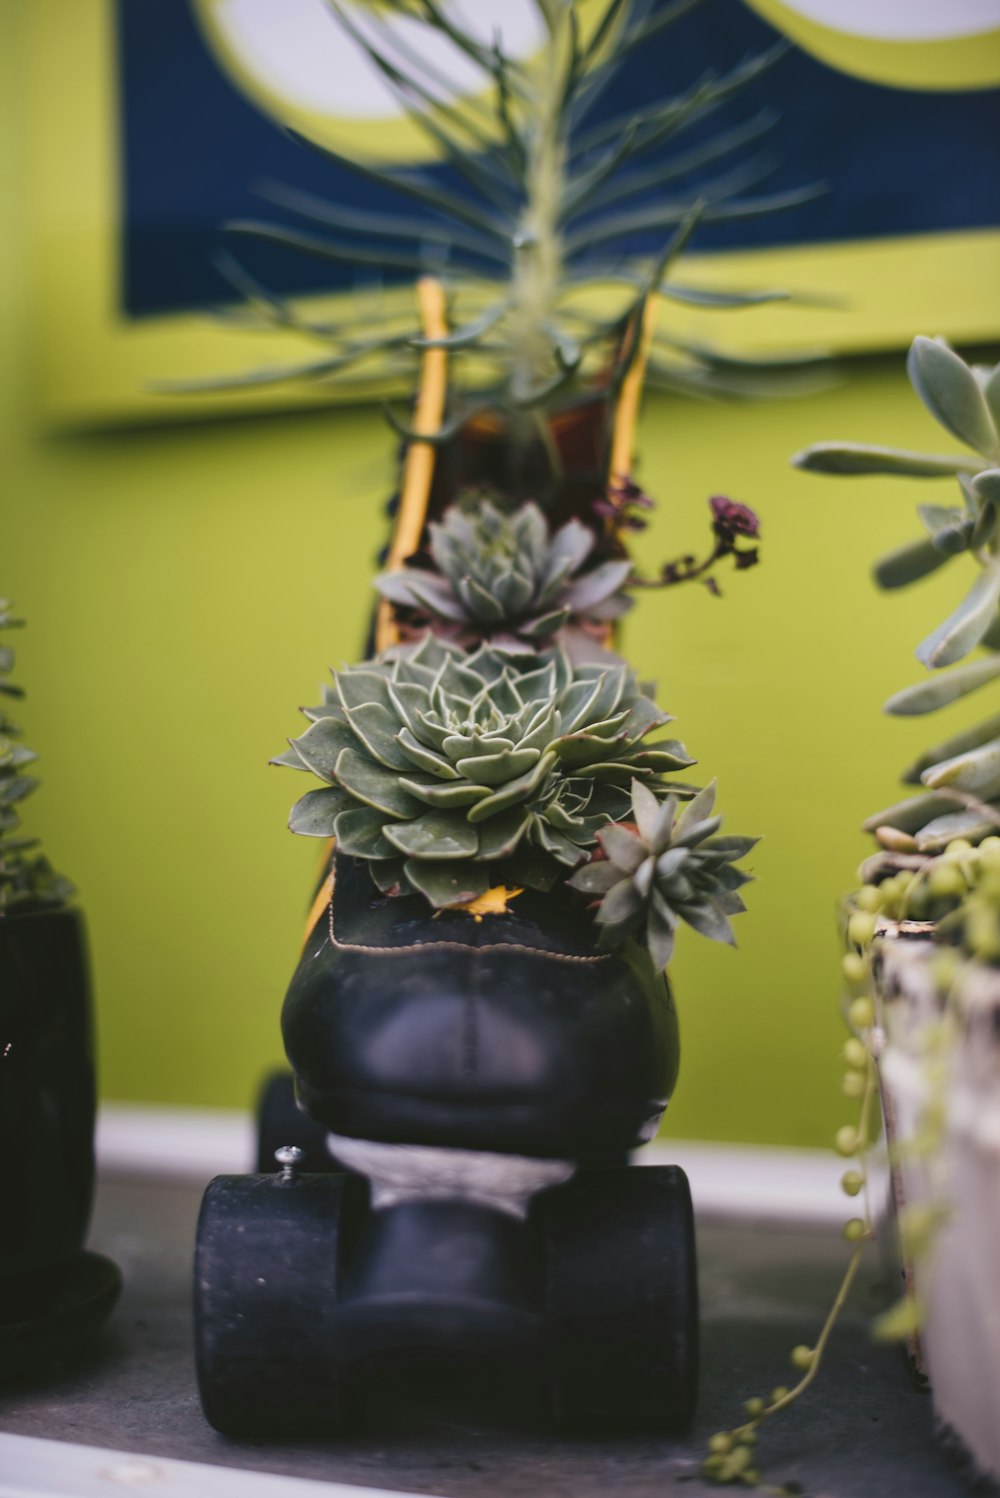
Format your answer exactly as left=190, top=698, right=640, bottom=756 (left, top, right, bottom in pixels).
left=194, top=1164, right=698, bottom=1439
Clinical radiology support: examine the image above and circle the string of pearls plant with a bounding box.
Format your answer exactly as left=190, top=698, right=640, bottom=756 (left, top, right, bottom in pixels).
left=700, top=971, right=880, bottom=1492
left=702, top=832, right=996, bottom=1491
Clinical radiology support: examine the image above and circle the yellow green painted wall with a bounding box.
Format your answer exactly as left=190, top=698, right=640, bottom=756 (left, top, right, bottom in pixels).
left=4, top=5, right=998, bottom=1147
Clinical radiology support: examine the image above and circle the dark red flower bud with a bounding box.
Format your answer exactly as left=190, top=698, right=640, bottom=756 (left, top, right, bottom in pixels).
left=709, top=496, right=760, bottom=543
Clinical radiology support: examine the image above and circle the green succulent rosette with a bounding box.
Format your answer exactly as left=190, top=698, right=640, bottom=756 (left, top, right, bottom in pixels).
left=568, top=778, right=758, bottom=970
left=374, top=499, right=632, bottom=649
left=276, top=635, right=696, bottom=909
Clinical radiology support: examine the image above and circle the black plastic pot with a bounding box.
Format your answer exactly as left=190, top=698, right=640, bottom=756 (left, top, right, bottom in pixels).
left=0, top=906, right=96, bottom=1280
left=0, top=904, right=120, bottom=1378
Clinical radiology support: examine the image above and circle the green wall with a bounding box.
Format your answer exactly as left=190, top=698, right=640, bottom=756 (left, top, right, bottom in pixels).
left=3, top=7, right=995, bottom=1147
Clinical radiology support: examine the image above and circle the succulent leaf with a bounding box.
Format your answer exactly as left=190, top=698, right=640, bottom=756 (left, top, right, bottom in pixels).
left=907, top=337, right=999, bottom=458
left=883, top=655, right=1000, bottom=716
left=972, top=468, right=1000, bottom=507
left=289, top=786, right=349, bottom=837
left=873, top=537, right=951, bottom=591
left=792, top=442, right=984, bottom=479
left=916, top=564, right=1000, bottom=670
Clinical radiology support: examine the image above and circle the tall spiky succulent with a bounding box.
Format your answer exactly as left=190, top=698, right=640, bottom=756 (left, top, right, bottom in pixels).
left=795, top=340, right=1000, bottom=856
left=375, top=498, right=631, bottom=648
left=275, top=634, right=696, bottom=909
left=170, top=1, right=820, bottom=416
left=0, top=601, right=74, bottom=914
left=568, top=778, right=756, bottom=970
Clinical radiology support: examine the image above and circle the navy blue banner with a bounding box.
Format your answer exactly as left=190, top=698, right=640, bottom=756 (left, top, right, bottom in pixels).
left=117, top=0, right=1000, bottom=319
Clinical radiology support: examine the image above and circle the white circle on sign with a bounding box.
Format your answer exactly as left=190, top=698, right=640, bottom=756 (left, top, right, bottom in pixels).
left=193, top=0, right=546, bottom=158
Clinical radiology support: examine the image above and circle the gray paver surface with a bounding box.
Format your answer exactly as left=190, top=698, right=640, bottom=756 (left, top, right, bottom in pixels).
left=0, top=1174, right=974, bottom=1496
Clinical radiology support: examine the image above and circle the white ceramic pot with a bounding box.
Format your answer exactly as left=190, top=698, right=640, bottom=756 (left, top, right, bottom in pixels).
left=871, top=920, right=1000, bottom=1483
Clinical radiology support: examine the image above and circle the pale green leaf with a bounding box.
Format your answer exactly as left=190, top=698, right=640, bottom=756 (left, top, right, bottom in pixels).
left=902, top=713, right=1000, bottom=785
left=972, top=468, right=1000, bottom=507
left=920, top=736, right=1000, bottom=795
left=917, top=566, right=1000, bottom=668
left=455, top=746, right=540, bottom=786
left=792, top=442, right=982, bottom=478
left=568, top=859, right=621, bottom=895
left=289, top=787, right=349, bottom=837
left=333, top=806, right=397, bottom=859
left=600, top=822, right=646, bottom=872
left=289, top=717, right=355, bottom=781
left=916, top=810, right=1000, bottom=852
left=872, top=537, right=952, bottom=590
left=861, top=791, right=962, bottom=835
left=403, top=858, right=490, bottom=909
left=334, top=747, right=423, bottom=818
left=884, top=653, right=1000, bottom=715
left=908, top=336, right=999, bottom=456
left=384, top=810, right=479, bottom=860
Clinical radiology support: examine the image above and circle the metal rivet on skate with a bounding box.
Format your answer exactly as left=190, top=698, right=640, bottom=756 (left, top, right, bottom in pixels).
left=274, top=1145, right=303, bottom=1183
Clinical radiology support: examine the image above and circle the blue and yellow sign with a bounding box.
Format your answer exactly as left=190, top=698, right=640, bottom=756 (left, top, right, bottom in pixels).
left=25, top=0, right=1000, bottom=426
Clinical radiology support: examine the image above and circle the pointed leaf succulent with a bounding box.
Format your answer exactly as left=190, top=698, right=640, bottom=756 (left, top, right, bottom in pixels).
left=375, top=498, right=632, bottom=649
left=567, top=778, right=758, bottom=971
left=278, top=634, right=697, bottom=909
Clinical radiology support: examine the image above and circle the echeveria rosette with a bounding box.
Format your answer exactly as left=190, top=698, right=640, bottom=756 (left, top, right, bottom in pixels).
left=374, top=499, right=632, bottom=650
left=276, top=635, right=695, bottom=910
left=567, top=778, right=758, bottom=972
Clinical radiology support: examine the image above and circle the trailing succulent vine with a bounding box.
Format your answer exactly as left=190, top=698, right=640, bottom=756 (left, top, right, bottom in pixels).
left=0, top=602, right=73, bottom=914
left=703, top=894, right=908, bottom=1492
left=168, top=0, right=823, bottom=431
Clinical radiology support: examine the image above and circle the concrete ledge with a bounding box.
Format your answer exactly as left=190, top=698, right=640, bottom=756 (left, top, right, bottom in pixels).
left=96, top=1103, right=848, bottom=1221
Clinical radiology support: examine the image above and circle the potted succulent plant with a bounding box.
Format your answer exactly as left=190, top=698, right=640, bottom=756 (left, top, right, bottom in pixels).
left=0, top=600, right=120, bottom=1378
left=186, top=0, right=817, bottom=1441
left=793, top=339, right=1000, bottom=1484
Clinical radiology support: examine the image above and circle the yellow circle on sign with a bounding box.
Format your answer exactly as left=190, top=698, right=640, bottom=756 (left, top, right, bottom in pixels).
left=744, top=0, right=1000, bottom=91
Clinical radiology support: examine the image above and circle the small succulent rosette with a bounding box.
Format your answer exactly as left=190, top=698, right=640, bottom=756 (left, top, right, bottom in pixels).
left=375, top=498, right=632, bottom=652
left=568, top=778, right=758, bottom=969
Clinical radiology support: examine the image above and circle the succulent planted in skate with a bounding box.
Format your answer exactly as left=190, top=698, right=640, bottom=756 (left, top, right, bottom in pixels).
left=568, top=777, right=757, bottom=970
left=0, top=601, right=74, bottom=913
left=375, top=497, right=631, bottom=648
left=276, top=633, right=697, bottom=911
